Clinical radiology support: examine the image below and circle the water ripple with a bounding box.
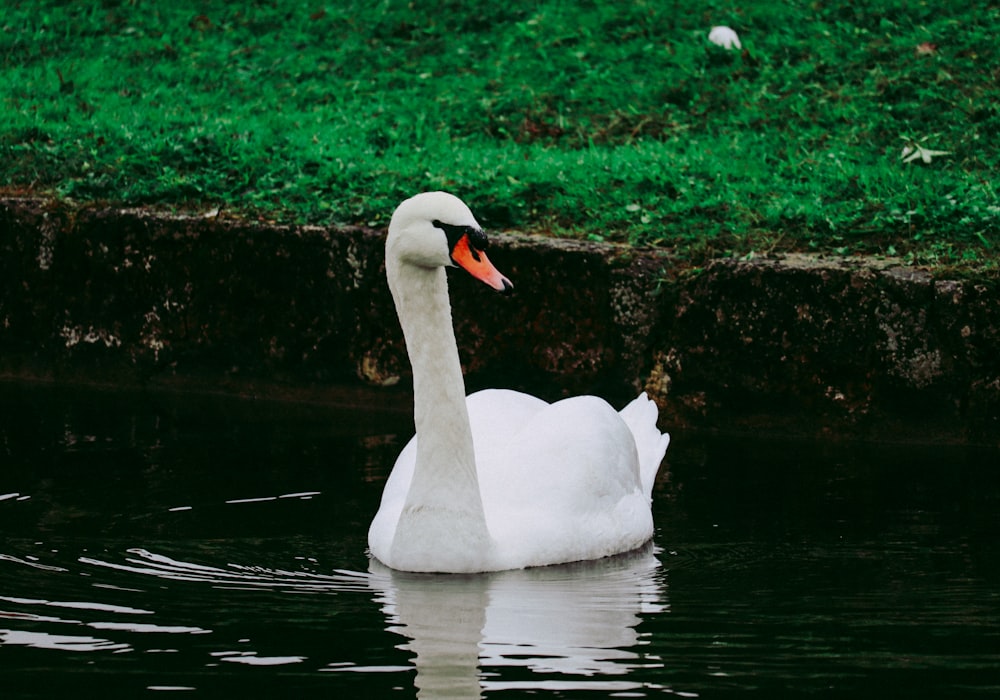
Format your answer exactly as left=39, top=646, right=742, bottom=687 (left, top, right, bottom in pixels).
left=0, top=595, right=153, bottom=616
left=0, top=553, right=68, bottom=573
left=212, top=650, right=308, bottom=666
left=0, top=629, right=131, bottom=653
left=78, top=548, right=370, bottom=593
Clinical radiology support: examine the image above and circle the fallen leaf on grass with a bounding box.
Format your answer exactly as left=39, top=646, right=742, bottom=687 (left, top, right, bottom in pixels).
left=900, top=144, right=950, bottom=164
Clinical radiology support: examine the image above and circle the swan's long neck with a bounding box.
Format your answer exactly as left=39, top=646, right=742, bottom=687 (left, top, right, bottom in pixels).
left=386, top=256, right=492, bottom=571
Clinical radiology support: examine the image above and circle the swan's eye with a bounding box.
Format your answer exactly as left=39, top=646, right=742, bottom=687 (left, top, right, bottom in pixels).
left=467, top=227, right=489, bottom=252
left=433, top=220, right=489, bottom=260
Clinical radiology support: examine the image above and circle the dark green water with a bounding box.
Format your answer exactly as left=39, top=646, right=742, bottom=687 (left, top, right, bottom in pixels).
left=1, top=383, right=998, bottom=698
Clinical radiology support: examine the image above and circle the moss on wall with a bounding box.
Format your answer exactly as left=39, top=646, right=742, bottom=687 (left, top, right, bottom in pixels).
left=2, top=198, right=997, bottom=445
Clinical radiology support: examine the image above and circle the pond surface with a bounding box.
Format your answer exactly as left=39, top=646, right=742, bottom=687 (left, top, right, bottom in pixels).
left=1, top=383, right=998, bottom=698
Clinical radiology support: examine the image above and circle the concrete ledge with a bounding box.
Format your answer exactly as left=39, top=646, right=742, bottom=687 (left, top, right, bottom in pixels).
left=2, top=197, right=997, bottom=445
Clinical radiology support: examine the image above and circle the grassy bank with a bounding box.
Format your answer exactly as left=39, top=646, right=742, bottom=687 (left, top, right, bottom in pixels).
left=2, top=1, right=998, bottom=266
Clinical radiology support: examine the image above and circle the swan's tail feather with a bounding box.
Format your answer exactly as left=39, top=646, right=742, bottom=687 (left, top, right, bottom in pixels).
left=619, top=392, right=670, bottom=498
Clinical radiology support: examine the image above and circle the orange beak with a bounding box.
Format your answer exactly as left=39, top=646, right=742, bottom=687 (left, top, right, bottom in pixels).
left=451, top=233, right=513, bottom=294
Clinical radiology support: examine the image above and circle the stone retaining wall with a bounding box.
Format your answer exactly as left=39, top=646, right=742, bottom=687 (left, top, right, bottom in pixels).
left=2, top=197, right=997, bottom=445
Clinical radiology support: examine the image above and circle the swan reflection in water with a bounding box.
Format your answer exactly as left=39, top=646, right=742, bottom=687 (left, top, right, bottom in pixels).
left=367, top=544, right=668, bottom=698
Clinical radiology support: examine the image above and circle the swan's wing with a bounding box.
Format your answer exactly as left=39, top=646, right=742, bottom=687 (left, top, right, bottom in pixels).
left=618, top=393, right=670, bottom=498
left=476, top=394, right=652, bottom=567
left=466, top=388, right=549, bottom=459
left=472, top=393, right=644, bottom=507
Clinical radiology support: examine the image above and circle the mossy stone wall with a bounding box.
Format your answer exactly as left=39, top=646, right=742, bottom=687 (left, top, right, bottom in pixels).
left=2, top=198, right=997, bottom=445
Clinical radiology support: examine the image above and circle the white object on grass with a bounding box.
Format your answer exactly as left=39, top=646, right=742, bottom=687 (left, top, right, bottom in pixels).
left=708, top=26, right=742, bottom=50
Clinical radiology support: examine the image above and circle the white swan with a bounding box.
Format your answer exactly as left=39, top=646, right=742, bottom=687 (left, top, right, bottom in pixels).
left=368, top=192, right=670, bottom=573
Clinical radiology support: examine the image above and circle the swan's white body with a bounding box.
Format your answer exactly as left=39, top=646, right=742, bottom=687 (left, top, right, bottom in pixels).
left=368, top=192, right=670, bottom=573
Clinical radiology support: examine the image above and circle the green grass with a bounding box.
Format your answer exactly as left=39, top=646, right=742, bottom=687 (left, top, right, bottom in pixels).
left=2, top=0, right=998, bottom=268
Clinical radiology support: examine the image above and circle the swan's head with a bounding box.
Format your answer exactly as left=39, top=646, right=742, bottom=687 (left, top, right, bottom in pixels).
left=387, top=192, right=513, bottom=294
